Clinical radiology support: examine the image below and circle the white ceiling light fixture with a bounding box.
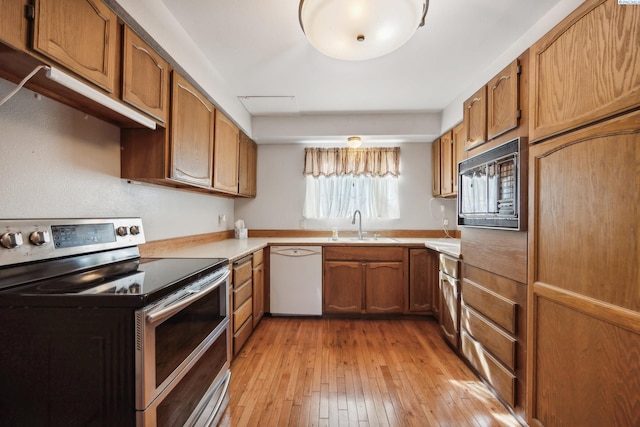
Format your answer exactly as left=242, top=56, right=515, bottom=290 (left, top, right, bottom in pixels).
left=347, top=136, right=362, bottom=148
left=299, top=0, right=428, bottom=61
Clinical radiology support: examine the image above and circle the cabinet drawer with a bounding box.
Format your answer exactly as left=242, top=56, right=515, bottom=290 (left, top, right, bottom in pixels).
left=233, top=258, right=252, bottom=287
left=252, top=249, right=263, bottom=267
left=233, top=315, right=253, bottom=356
left=461, top=331, right=516, bottom=407
left=461, top=305, right=516, bottom=370
left=462, top=278, right=517, bottom=334
left=324, top=246, right=404, bottom=262
left=233, top=297, right=253, bottom=333
left=439, top=253, right=461, bottom=279
left=233, top=279, right=252, bottom=310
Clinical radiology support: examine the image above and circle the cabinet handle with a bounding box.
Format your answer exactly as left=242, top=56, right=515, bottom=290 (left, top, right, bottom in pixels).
left=492, top=75, right=511, bottom=90
left=467, top=97, right=482, bottom=108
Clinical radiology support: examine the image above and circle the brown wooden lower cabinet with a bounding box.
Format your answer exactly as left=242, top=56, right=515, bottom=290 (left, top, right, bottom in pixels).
left=528, top=110, right=640, bottom=426
left=323, top=247, right=406, bottom=315
left=408, top=248, right=438, bottom=314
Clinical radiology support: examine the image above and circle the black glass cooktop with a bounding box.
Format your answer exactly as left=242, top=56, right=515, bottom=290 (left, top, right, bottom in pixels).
left=0, top=257, right=228, bottom=308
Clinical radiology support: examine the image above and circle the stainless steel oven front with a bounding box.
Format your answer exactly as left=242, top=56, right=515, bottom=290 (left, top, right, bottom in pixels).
left=136, top=266, right=231, bottom=426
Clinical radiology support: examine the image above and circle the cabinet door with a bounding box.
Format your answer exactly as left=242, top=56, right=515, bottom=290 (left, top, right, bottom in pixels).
left=365, top=262, right=404, bottom=314
left=487, top=60, right=520, bottom=140
left=431, top=138, right=441, bottom=197
left=439, top=273, right=459, bottom=350
left=408, top=249, right=437, bottom=313
left=528, top=110, right=640, bottom=426
left=122, top=26, right=169, bottom=123
left=213, top=111, right=239, bottom=193
left=0, top=0, right=28, bottom=50
left=440, top=130, right=454, bottom=197
left=33, top=0, right=118, bottom=93
left=529, top=0, right=640, bottom=142
left=252, top=262, right=264, bottom=328
left=323, top=261, right=362, bottom=313
left=170, top=72, right=214, bottom=188
left=238, top=132, right=257, bottom=197
left=463, top=86, right=487, bottom=151
left=451, top=122, right=464, bottom=194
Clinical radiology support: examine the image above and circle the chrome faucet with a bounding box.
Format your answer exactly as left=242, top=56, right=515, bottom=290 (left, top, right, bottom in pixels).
left=352, top=210, right=364, bottom=240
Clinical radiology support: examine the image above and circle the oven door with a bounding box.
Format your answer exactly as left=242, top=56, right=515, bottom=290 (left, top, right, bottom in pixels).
left=135, top=267, right=229, bottom=412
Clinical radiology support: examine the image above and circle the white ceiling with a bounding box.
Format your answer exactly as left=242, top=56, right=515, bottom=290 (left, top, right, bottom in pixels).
left=158, top=0, right=566, bottom=143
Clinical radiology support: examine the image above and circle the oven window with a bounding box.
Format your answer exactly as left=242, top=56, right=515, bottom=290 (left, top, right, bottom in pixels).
left=156, top=329, right=228, bottom=426
left=155, top=287, right=224, bottom=387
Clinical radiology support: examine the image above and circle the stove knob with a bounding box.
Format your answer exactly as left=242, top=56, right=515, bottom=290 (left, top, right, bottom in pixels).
left=129, top=225, right=140, bottom=235
left=0, top=232, right=24, bottom=249
left=29, top=230, right=51, bottom=246
left=116, top=226, right=128, bottom=236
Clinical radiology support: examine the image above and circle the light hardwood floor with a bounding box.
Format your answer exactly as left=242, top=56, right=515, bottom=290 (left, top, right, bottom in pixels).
left=219, top=317, right=520, bottom=427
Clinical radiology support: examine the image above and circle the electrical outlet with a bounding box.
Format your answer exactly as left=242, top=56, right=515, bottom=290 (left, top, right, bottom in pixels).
left=443, top=219, right=449, bottom=226
left=440, top=205, right=446, bottom=213
left=218, top=214, right=226, bottom=224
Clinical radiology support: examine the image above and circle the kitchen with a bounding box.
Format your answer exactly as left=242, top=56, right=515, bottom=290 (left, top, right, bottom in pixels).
left=0, top=0, right=638, bottom=426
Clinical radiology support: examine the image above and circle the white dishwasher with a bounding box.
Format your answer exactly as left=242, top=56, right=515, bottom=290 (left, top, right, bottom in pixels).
left=270, top=246, right=322, bottom=316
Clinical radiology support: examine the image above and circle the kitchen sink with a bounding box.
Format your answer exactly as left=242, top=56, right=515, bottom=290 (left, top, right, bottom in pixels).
left=335, top=237, right=400, bottom=243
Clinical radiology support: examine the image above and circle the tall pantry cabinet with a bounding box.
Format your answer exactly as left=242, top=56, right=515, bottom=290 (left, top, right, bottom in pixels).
left=527, top=1, right=640, bottom=426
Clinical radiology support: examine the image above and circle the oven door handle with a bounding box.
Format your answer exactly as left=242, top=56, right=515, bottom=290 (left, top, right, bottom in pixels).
left=146, top=269, right=230, bottom=325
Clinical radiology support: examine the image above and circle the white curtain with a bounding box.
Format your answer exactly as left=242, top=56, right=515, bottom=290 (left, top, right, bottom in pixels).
left=303, top=174, right=400, bottom=220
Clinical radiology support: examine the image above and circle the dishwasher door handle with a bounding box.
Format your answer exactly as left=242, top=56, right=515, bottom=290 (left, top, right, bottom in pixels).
left=271, top=247, right=321, bottom=257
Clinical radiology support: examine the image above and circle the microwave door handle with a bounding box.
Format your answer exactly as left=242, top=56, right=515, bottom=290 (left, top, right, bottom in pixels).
left=145, top=269, right=230, bottom=325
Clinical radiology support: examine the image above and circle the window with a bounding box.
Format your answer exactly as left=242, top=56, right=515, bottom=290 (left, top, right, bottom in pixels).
left=302, top=147, right=400, bottom=220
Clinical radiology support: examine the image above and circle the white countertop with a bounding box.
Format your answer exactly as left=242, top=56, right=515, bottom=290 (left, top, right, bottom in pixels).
left=157, top=236, right=461, bottom=261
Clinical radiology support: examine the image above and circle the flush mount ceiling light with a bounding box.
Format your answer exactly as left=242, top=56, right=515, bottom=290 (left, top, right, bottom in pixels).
left=299, top=0, right=429, bottom=61
left=347, top=136, right=362, bottom=148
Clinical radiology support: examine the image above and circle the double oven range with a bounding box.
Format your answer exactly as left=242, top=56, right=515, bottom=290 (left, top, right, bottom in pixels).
left=0, top=218, right=230, bottom=426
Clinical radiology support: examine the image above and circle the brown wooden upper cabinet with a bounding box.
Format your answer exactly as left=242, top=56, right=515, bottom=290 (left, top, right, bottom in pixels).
left=431, top=137, right=441, bottom=197
left=529, top=0, right=640, bottom=143
left=439, top=130, right=454, bottom=197
left=487, top=60, right=520, bottom=140
left=213, top=111, right=240, bottom=194
left=0, top=0, right=29, bottom=50
left=451, top=122, right=464, bottom=194
left=171, top=72, right=215, bottom=188
left=122, top=26, right=170, bottom=123
left=238, top=132, right=257, bottom=198
left=464, top=59, right=521, bottom=151
left=432, top=125, right=461, bottom=198
left=463, top=86, right=487, bottom=151
left=32, top=0, right=118, bottom=93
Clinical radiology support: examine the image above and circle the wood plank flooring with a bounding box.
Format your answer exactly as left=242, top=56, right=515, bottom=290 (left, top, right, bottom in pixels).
left=218, top=317, right=520, bottom=427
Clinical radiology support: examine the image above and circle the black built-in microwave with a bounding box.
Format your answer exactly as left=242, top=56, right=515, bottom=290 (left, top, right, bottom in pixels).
left=457, top=137, right=527, bottom=231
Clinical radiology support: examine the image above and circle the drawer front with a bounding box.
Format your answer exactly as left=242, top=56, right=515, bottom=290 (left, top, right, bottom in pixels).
left=233, top=315, right=253, bottom=356
left=439, top=253, right=461, bottom=279
left=462, top=278, right=517, bottom=334
left=252, top=249, right=263, bottom=267
left=233, top=279, right=252, bottom=310
left=461, top=305, right=516, bottom=370
left=233, top=297, right=253, bottom=333
left=233, top=259, right=252, bottom=287
left=324, top=246, right=404, bottom=262
left=461, top=331, right=516, bottom=407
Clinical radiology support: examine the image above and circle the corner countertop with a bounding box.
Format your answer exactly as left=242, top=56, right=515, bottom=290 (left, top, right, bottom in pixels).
left=155, top=236, right=461, bottom=262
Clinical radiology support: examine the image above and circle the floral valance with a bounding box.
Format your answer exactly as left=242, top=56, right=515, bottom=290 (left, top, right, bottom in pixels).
left=303, top=147, right=400, bottom=177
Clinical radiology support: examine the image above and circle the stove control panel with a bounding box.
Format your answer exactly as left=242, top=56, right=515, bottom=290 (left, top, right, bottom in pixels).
left=0, top=218, right=145, bottom=266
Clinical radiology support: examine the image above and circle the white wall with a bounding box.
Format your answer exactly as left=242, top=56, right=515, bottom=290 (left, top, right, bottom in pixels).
left=235, top=143, right=457, bottom=232
left=0, top=79, right=234, bottom=242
